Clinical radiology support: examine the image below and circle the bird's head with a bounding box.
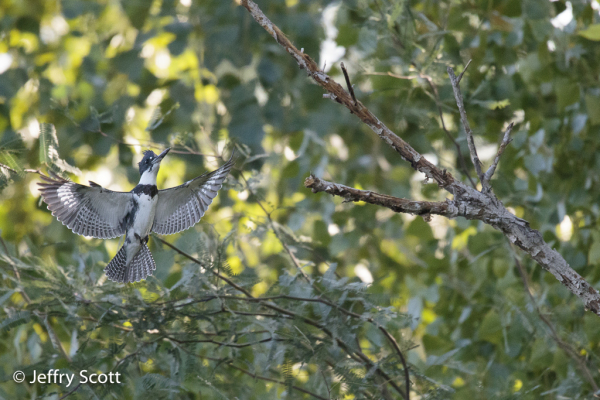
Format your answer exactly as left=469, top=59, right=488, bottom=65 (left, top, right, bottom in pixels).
left=138, top=148, right=170, bottom=178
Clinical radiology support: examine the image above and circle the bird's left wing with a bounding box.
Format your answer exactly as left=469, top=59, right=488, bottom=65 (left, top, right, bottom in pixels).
left=38, top=171, right=134, bottom=239
left=152, top=155, right=235, bottom=235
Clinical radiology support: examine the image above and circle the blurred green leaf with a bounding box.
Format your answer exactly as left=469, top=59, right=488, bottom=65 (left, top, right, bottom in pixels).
left=478, top=309, right=502, bottom=345
left=578, top=24, right=600, bottom=41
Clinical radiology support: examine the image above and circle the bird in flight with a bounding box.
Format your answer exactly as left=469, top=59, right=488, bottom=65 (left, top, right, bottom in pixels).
left=38, top=148, right=234, bottom=283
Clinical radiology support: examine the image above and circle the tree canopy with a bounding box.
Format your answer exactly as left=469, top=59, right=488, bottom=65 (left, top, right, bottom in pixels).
left=2, top=0, right=600, bottom=399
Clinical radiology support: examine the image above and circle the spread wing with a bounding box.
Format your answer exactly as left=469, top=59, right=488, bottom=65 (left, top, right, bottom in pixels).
left=152, top=155, right=235, bottom=235
left=38, top=171, right=133, bottom=239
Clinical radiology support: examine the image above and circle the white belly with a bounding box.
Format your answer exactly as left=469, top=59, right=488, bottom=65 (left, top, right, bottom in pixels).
left=130, top=193, right=157, bottom=239
left=124, top=193, right=157, bottom=266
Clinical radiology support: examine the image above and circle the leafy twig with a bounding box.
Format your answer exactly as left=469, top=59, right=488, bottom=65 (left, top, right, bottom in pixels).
left=156, top=236, right=408, bottom=399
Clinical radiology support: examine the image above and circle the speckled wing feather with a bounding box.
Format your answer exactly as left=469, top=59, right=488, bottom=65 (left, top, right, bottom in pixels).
left=38, top=171, right=133, bottom=239
left=152, top=155, right=234, bottom=235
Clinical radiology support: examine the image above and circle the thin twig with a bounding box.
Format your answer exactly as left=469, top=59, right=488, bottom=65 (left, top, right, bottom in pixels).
left=447, top=61, right=485, bottom=189
left=363, top=70, right=477, bottom=188
left=4, top=242, right=31, bottom=304
left=218, top=293, right=411, bottom=395
left=424, top=80, right=476, bottom=188
left=59, top=383, right=82, bottom=400
left=321, top=370, right=332, bottom=399
left=341, top=62, right=357, bottom=106
left=97, top=129, right=217, bottom=156
left=360, top=70, right=477, bottom=188
left=0, top=162, right=16, bottom=173
left=363, top=71, right=419, bottom=80
left=456, top=59, right=471, bottom=84
left=35, top=312, right=72, bottom=363
left=167, top=335, right=283, bottom=348
left=80, top=316, right=133, bottom=332
left=227, top=362, right=329, bottom=400
left=423, top=73, right=476, bottom=188
left=173, top=344, right=329, bottom=400
left=113, top=336, right=164, bottom=371
left=238, top=174, right=316, bottom=287
left=483, top=122, right=514, bottom=185
left=0, top=235, right=10, bottom=256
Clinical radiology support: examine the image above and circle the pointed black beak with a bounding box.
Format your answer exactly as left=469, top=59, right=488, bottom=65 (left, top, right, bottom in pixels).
left=153, top=148, right=170, bottom=164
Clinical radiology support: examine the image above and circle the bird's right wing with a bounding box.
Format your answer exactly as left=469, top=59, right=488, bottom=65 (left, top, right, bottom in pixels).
left=38, top=171, right=133, bottom=239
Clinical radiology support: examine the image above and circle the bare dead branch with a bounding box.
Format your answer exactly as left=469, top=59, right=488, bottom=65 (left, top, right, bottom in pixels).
left=240, top=0, right=600, bottom=319
left=484, top=122, right=514, bottom=184
left=305, top=174, right=450, bottom=218
left=447, top=62, right=485, bottom=188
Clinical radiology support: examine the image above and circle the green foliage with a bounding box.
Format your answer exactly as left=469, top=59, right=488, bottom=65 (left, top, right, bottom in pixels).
left=1, top=0, right=600, bottom=399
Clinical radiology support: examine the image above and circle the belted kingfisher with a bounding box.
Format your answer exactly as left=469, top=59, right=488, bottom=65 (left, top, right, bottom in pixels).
left=38, top=148, right=234, bottom=283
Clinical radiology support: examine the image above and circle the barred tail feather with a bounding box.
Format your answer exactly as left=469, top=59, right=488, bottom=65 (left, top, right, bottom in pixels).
left=105, top=246, right=127, bottom=283
left=128, top=242, right=156, bottom=283
left=105, top=242, right=156, bottom=283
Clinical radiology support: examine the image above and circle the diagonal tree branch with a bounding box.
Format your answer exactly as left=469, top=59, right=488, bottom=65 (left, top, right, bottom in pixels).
left=239, top=0, right=600, bottom=317
left=241, top=0, right=451, bottom=189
